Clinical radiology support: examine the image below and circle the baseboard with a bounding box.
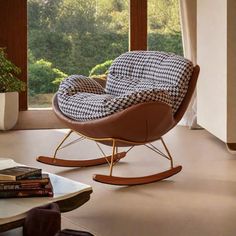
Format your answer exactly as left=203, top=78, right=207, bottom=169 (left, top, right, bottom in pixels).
left=14, top=109, right=66, bottom=130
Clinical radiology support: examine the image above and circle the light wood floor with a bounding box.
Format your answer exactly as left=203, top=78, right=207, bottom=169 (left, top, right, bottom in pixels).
left=0, top=126, right=236, bottom=236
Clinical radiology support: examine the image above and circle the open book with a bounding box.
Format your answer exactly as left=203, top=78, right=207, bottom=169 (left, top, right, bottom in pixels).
left=0, top=158, right=21, bottom=170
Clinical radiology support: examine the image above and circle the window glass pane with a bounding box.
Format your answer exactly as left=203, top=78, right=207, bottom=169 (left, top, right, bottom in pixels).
left=28, top=0, right=129, bottom=108
left=148, top=0, right=183, bottom=55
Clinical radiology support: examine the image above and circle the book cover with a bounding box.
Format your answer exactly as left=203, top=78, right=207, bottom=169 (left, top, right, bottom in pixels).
left=0, top=174, right=50, bottom=190
left=0, top=166, right=41, bottom=181
left=0, top=179, right=54, bottom=198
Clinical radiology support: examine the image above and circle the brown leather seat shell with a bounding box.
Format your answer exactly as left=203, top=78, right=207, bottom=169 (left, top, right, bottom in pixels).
left=53, top=96, right=174, bottom=146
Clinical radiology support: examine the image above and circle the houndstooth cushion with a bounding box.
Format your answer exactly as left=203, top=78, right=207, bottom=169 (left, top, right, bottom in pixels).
left=107, top=90, right=172, bottom=114
left=57, top=51, right=193, bottom=121
left=57, top=75, right=172, bottom=121
left=107, top=51, right=194, bottom=113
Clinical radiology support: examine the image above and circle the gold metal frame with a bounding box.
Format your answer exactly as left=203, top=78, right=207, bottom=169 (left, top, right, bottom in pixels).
left=37, top=129, right=181, bottom=185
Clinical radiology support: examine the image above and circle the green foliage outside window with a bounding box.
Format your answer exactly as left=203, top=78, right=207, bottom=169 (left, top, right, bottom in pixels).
left=29, top=59, right=67, bottom=96
left=89, top=60, right=113, bottom=77
left=0, top=48, right=26, bottom=93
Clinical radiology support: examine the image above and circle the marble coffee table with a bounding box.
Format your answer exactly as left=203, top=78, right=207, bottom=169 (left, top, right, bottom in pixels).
left=0, top=158, right=92, bottom=232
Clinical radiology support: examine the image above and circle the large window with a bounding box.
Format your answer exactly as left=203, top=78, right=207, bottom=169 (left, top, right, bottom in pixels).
left=0, top=0, right=183, bottom=114
left=28, top=0, right=129, bottom=108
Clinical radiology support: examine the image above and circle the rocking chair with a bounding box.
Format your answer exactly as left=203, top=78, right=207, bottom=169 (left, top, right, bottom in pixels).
left=37, top=51, right=200, bottom=185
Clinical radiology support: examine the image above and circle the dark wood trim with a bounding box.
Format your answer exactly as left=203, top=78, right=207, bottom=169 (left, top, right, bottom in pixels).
left=227, top=143, right=236, bottom=151
left=0, top=219, right=25, bottom=233
left=0, top=190, right=92, bottom=233
left=130, top=0, right=147, bottom=51
left=0, top=0, right=28, bottom=111
left=56, top=190, right=92, bottom=213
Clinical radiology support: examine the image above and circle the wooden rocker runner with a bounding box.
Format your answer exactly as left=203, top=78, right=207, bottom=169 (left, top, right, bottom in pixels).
left=37, top=51, right=200, bottom=186
left=37, top=130, right=126, bottom=168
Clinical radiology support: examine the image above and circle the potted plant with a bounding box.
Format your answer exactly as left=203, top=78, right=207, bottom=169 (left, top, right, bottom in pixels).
left=0, top=48, right=26, bottom=130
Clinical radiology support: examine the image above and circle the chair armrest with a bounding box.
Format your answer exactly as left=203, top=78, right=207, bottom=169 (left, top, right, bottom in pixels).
left=58, top=75, right=105, bottom=96
left=91, top=75, right=107, bottom=88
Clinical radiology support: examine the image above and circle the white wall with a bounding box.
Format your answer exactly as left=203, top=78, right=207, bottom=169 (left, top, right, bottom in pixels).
left=197, top=0, right=236, bottom=143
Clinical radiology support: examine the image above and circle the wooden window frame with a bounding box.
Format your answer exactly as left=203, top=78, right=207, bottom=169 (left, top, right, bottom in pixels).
left=0, top=0, right=27, bottom=111
left=130, top=0, right=147, bottom=51
left=0, top=0, right=147, bottom=129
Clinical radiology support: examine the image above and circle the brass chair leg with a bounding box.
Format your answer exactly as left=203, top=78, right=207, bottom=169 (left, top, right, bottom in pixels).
left=160, top=137, right=174, bottom=169
left=53, top=130, right=73, bottom=159
left=109, top=139, right=116, bottom=176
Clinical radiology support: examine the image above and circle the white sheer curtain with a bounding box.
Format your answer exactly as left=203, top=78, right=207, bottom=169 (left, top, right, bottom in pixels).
left=179, top=0, right=199, bottom=128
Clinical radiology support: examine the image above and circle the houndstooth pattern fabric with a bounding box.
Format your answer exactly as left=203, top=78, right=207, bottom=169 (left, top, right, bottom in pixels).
left=57, top=75, right=172, bottom=121
left=107, top=51, right=193, bottom=114
left=57, top=75, right=110, bottom=121
left=107, top=90, right=172, bottom=114
left=57, top=51, right=194, bottom=121
left=58, top=75, right=105, bottom=96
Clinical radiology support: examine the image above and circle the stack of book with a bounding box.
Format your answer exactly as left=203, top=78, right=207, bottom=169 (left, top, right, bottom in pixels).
left=0, top=166, right=53, bottom=198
